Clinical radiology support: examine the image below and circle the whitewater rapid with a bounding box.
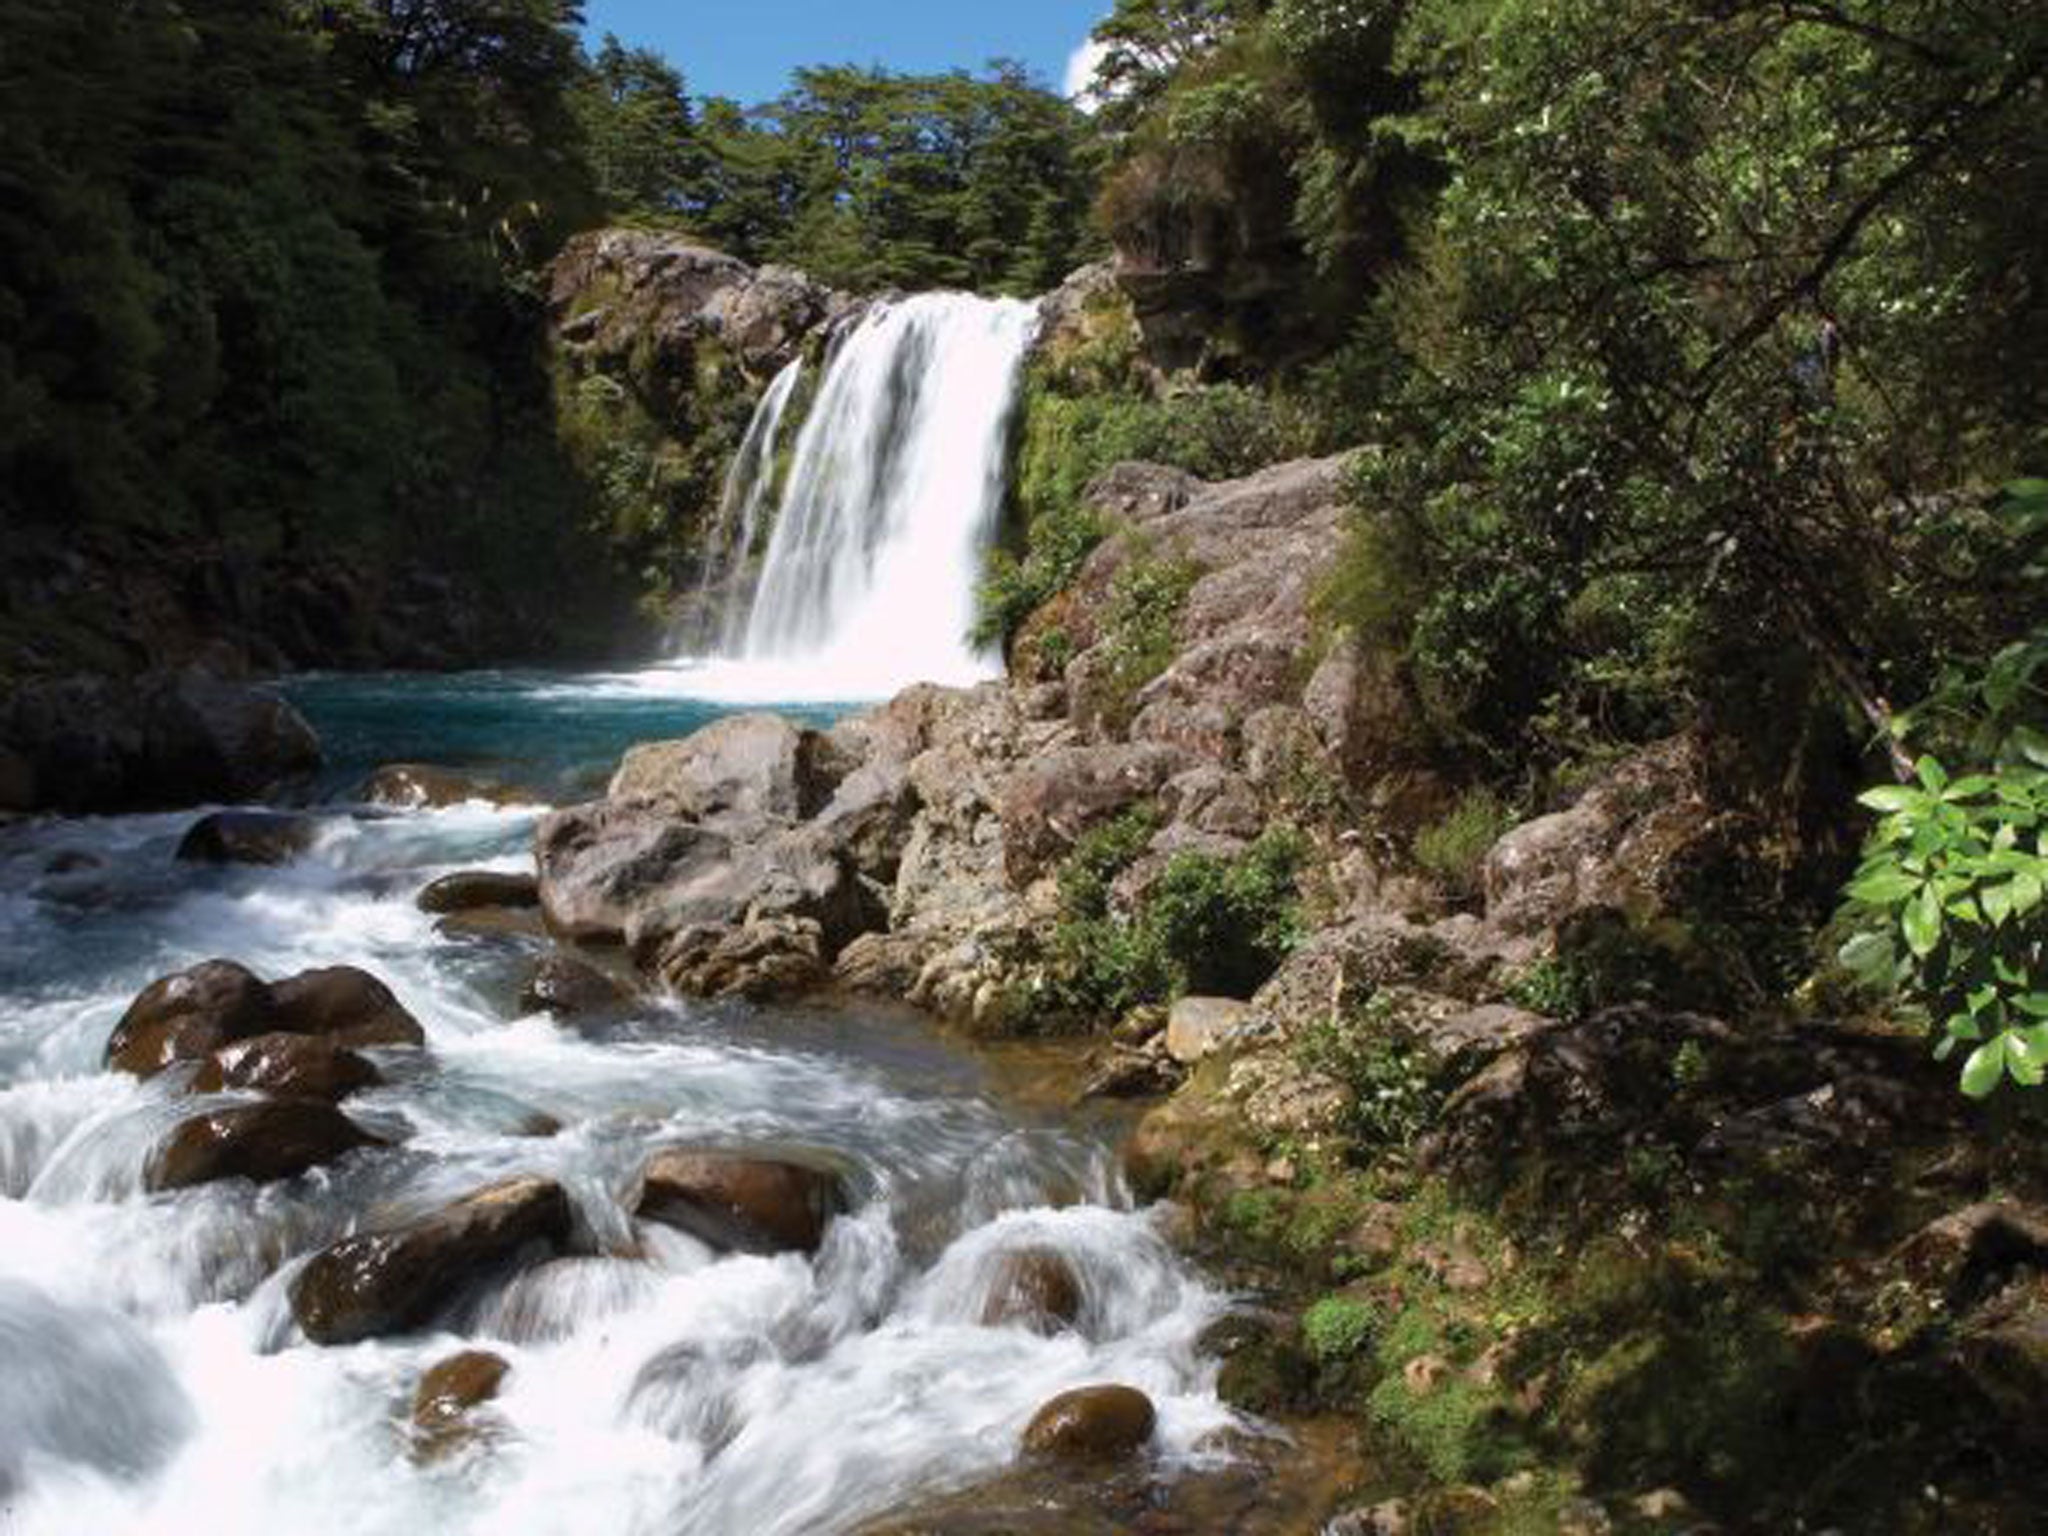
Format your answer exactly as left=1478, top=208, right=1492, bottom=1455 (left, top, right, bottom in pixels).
left=0, top=768, right=1234, bottom=1535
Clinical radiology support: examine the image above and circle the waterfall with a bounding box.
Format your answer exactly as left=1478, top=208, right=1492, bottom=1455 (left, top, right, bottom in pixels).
left=695, top=358, right=804, bottom=652
left=682, top=293, right=1040, bottom=701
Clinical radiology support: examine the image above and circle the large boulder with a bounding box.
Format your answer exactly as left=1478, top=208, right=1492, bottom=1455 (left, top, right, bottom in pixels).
left=190, top=1033, right=383, bottom=1101
left=267, top=967, right=425, bottom=1050
left=146, top=1102, right=383, bottom=1191
left=0, top=665, right=321, bottom=814
left=1481, top=738, right=1708, bottom=937
left=106, top=961, right=424, bottom=1078
left=290, top=1177, right=573, bottom=1345
left=634, top=1150, right=849, bottom=1256
left=535, top=805, right=864, bottom=958
left=106, top=959, right=275, bottom=1077
left=609, top=713, right=837, bottom=826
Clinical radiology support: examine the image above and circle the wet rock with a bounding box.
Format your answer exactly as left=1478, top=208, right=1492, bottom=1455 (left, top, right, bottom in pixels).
left=267, top=966, right=425, bottom=1049
left=106, top=959, right=275, bottom=1077
left=1165, top=996, right=1252, bottom=1064
left=291, top=1176, right=573, bottom=1345
left=981, top=1249, right=1083, bottom=1333
left=634, top=1150, right=848, bottom=1256
left=364, top=763, right=525, bottom=809
left=1019, top=1384, right=1156, bottom=1461
left=191, top=1033, right=383, bottom=1101
left=146, top=1101, right=383, bottom=1190
left=410, top=1349, right=509, bottom=1459
left=435, top=907, right=549, bottom=945
left=518, top=952, right=631, bottom=1017
left=42, top=849, right=103, bottom=876
left=174, top=810, right=318, bottom=866
left=416, top=870, right=540, bottom=915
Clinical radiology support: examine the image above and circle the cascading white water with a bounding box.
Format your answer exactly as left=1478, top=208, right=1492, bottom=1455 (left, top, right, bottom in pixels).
left=677, top=293, right=1039, bottom=702
left=693, top=359, right=804, bottom=653
left=0, top=709, right=1239, bottom=1536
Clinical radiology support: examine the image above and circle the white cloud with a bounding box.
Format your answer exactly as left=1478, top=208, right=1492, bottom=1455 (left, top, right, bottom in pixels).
left=1063, top=34, right=1110, bottom=108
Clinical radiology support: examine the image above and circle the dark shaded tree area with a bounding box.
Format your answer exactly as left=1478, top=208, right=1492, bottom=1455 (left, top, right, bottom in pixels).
left=0, top=0, right=620, bottom=634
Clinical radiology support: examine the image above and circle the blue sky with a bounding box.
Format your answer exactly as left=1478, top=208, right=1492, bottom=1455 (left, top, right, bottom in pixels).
left=580, top=1, right=1112, bottom=106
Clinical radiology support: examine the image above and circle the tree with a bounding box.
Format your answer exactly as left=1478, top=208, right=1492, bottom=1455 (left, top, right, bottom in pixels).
left=573, top=34, right=701, bottom=218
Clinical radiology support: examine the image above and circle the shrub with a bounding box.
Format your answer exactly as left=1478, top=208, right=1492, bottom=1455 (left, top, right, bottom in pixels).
left=971, top=500, right=1107, bottom=649
left=1035, top=822, right=1308, bottom=1025
left=1298, top=994, right=1446, bottom=1151
left=1412, top=786, right=1515, bottom=899
left=1303, top=1294, right=1377, bottom=1362
left=1088, top=541, right=1204, bottom=729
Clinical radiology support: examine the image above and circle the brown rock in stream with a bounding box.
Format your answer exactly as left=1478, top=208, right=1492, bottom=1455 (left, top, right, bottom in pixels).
left=981, top=1249, right=1083, bottom=1334
left=411, top=1349, right=511, bottom=1460
left=268, top=967, right=425, bottom=1049
left=147, top=1101, right=383, bottom=1190
left=174, top=811, right=319, bottom=866
left=291, top=1177, right=573, bottom=1345
left=190, top=1033, right=383, bottom=1101
left=1020, top=1384, right=1157, bottom=1460
left=417, top=871, right=540, bottom=915
left=106, top=959, right=275, bottom=1077
left=634, top=1150, right=848, bottom=1256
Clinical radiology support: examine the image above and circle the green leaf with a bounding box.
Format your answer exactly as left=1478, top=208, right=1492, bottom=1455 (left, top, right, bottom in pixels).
left=1982, top=882, right=2015, bottom=926
left=2015, top=872, right=2045, bottom=915
left=1837, top=930, right=1893, bottom=984
left=1845, top=868, right=1919, bottom=906
left=1859, top=785, right=1921, bottom=815
left=1902, top=885, right=1943, bottom=958
left=1960, top=1039, right=2006, bottom=1098
left=1916, top=757, right=1950, bottom=794
left=2011, top=726, right=2048, bottom=770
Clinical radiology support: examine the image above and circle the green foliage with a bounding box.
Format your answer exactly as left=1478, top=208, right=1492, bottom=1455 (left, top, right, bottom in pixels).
left=1035, top=822, right=1308, bottom=1024
left=1303, top=1293, right=1377, bottom=1362
left=1298, top=995, right=1446, bottom=1151
left=1503, top=957, right=1594, bottom=1025
left=1839, top=751, right=2048, bottom=1097
left=1091, top=543, right=1204, bottom=725
left=1412, top=786, right=1514, bottom=899
left=1316, top=0, right=2048, bottom=786
left=0, top=0, right=625, bottom=647
left=970, top=502, right=1108, bottom=650
left=668, top=65, right=1100, bottom=297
